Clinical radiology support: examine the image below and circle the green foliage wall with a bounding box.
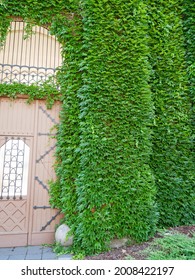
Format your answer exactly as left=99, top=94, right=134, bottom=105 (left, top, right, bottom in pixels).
left=148, top=0, right=195, bottom=227
left=183, top=0, right=195, bottom=153
left=50, top=12, right=83, bottom=230
left=0, top=0, right=194, bottom=255
left=73, top=0, right=157, bottom=254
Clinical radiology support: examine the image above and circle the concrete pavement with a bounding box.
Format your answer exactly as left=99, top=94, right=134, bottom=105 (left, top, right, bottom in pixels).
left=0, top=245, right=73, bottom=260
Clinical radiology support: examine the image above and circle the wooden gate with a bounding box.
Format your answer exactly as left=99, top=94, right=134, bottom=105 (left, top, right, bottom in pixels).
left=0, top=96, right=62, bottom=247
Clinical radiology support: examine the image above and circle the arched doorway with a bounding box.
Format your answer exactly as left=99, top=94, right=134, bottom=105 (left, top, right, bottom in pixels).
left=0, top=19, right=62, bottom=247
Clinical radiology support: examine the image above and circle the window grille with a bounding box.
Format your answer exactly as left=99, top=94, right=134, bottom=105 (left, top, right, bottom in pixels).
left=0, top=21, right=62, bottom=85
left=0, top=138, right=30, bottom=199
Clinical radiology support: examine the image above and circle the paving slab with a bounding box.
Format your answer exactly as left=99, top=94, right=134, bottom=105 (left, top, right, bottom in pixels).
left=9, top=254, right=26, bottom=260
left=0, top=255, right=9, bottom=260
left=0, top=245, right=73, bottom=260
left=25, top=255, right=42, bottom=260
left=27, top=246, right=43, bottom=255
left=57, top=254, right=73, bottom=260
left=42, top=247, right=53, bottom=253
left=12, top=247, right=28, bottom=254
left=42, top=252, right=58, bottom=260
left=0, top=248, right=13, bottom=256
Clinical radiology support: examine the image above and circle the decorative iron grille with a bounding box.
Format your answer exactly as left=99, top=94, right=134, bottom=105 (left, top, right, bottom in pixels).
left=0, top=21, right=62, bottom=86
left=0, top=64, right=58, bottom=85
left=0, top=138, right=30, bottom=200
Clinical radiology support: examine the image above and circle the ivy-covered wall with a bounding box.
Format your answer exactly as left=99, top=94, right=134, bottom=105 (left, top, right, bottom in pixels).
left=73, top=0, right=157, bottom=254
left=183, top=0, right=195, bottom=154
left=148, top=0, right=195, bottom=227
left=0, top=0, right=194, bottom=255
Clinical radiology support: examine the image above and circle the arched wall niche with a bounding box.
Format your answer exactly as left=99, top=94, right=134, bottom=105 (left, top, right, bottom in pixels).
left=0, top=17, right=62, bottom=85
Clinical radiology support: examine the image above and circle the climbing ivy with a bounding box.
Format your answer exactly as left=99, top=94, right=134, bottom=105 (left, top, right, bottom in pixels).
left=0, top=81, right=61, bottom=108
left=183, top=0, right=195, bottom=153
left=148, top=0, right=195, bottom=227
left=50, top=11, right=84, bottom=232
left=72, top=0, right=158, bottom=254
left=0, top=0, right=194, bottom=255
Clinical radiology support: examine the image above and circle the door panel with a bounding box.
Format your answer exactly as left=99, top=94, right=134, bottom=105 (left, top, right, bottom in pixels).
left=0, top=97, right=35, bottom=136
left=29, top=101, right=62, bottom=245
left=0, top=97, right=62, bottom=247
left=0, top=199, right=28, bottom=247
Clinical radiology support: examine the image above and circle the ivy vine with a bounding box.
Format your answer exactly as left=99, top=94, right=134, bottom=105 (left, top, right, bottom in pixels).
left=0, top=0, right=194, bottom=255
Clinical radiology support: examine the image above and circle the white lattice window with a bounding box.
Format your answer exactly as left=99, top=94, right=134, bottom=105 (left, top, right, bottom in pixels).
left=0, top=138, right=30, bottom=199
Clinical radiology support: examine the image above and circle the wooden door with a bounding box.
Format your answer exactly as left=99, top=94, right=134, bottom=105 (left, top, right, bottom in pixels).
left=0, top=97, right=62, bottom=247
